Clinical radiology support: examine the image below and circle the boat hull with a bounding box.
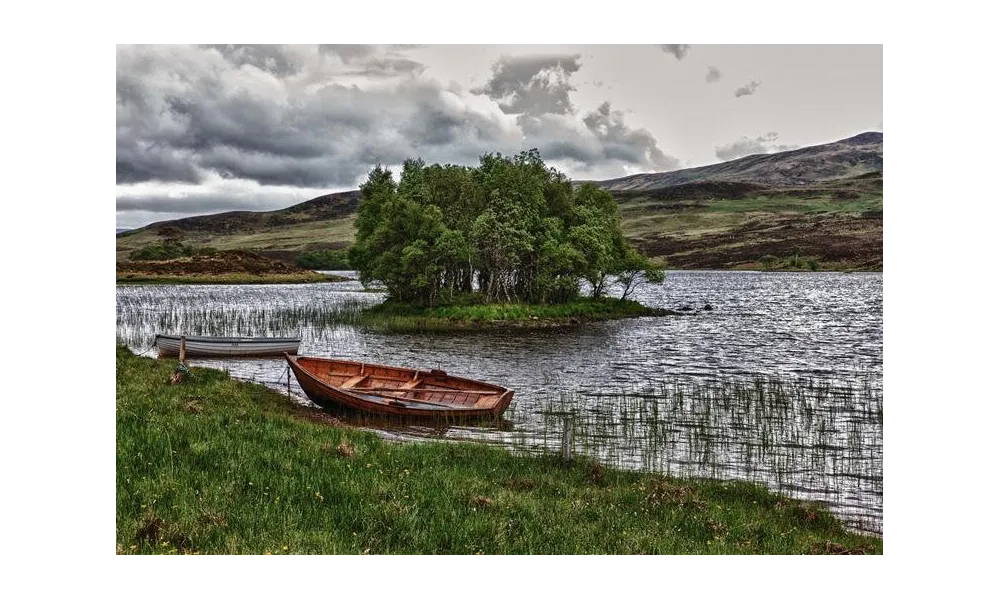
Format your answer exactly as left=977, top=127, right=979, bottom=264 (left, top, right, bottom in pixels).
left=155, top=335, right=300, bottom=358
left=286, top=354, right=513, bottom=420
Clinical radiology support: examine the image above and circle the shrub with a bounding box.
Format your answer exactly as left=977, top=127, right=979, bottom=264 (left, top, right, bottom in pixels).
left=295, top=249, right=352, bottom=270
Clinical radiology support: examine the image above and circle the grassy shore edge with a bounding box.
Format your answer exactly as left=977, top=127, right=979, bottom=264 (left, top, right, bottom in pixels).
left=357, top=298, right=676, bottom=331
left=116, top=346, right=881, bottom=554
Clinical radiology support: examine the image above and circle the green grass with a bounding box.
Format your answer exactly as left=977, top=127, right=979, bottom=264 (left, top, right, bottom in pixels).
left=116, top=346, right=881, bottom=554
left=357, top=298, right=668, bottom=331
left=211, top=217, right=357, bottom=250
left=700, top=194, right=883, bottom=214
left=618, top=193, right=883, bottom=237
left=622, top=210, right=748, bottom=238
left=116, top=216, right=357, bottom=261
left=115, top=272, right=346, bottom=285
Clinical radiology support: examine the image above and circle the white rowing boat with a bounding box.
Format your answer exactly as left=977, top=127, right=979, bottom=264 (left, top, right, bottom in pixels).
left=154, top=334, right=301, bottom=358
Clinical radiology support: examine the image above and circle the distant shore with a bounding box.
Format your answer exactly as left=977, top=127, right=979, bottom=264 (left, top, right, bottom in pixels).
left=116, top=249, right=350, bottom=285
left=116, top=272, right=347, bottom=285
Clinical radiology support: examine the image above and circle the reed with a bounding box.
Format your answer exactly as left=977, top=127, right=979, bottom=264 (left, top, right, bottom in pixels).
left=504, top=375, right=883, bottom=535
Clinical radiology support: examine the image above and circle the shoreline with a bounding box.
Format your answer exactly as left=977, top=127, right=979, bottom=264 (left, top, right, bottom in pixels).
left=675, top=267, right=883, bottom=273
left=115, top=345, right=881, bottom=554
left=115, top=273, right=349, bottom=285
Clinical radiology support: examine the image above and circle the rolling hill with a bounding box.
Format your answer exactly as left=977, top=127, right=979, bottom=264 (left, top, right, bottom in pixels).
left=594, top=132, right=881, bottom=191
left=117, top=132, right=883, bottom=270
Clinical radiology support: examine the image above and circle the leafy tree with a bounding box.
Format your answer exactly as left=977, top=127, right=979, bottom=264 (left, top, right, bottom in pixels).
left=614, top=245, right=664, bottom=300
left=295, top=249, right=351, bottom=270
left=350, top=151, right=662, bottom=307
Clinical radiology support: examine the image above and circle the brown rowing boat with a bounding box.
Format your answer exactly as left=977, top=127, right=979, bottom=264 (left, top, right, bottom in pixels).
left=285, top=354, right=514, bottom=419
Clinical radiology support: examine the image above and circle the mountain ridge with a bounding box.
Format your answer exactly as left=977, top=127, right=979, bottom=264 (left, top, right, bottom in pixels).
left=116, top=132, right=883, bottom=270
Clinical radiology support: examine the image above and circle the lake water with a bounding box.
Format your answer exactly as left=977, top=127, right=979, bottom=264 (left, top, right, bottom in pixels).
left=116, top=271, right=883, bottom=534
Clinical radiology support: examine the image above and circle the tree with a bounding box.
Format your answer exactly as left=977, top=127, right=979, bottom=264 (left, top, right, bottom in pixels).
left=349, top=151, right=662, bottom=306
left=614, top=245, right=664, bottom=300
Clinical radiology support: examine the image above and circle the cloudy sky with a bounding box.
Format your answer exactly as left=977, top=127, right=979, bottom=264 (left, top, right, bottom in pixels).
left=116, top=44, right=882, bottom=229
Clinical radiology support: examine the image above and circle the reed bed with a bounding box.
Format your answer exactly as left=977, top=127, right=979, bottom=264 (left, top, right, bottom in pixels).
left=305, top=373, right=884, bottom=535
left=498, top=375, right=883, bottom=535
left=116, top=286, right=382, bottom=349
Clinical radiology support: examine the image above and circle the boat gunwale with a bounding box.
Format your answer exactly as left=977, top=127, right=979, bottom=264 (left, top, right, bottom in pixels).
left=155, top=334, right=302, bottom=344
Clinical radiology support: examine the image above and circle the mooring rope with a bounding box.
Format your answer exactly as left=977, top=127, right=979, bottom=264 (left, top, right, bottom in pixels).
left=243, top=366, right=292, bottom=387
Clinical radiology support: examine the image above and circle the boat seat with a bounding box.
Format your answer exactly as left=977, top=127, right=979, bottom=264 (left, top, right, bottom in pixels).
left=399, top=379, right=422, bottom=390
left=341, top=375, right=368, bottom=389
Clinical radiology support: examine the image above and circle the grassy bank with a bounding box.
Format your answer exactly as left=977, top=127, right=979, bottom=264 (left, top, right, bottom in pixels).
left=116, top=346, right=881, bottom=554
left=356, top=297, right=672, bottom=331
left=116, top=249, right=351, bottom=285
left=115, top=272, right=347, bottom=285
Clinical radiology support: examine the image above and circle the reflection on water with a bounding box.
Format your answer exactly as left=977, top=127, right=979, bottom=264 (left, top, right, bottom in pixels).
left=117, top=270, right=883, bottom=534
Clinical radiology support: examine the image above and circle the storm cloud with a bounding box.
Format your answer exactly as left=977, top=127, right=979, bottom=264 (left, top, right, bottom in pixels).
left=117, top=45, right=515, bottom=189
left=714, top=133, right=798, bottom=161
left=476, top=54, right=582, bottom=116
left=475, top=55, right=678, bottom=175
left=318, top=44, right=426, bottom=77
left=202, top=44, right=303, bottom=77
left=659, top=45, right=691, bottom=60
left=580, top=103, right=679, bottom=171
left=734, top=80, right=762, bottom=98
left=516, top=108, right=678, bottom=176
left=116, top=179, right=330, bottom=215
left=705, top=66, right=722, bottom=83
left=318, top=44, right=377, bottom=62
left=117, top=45, right=679, bottom=225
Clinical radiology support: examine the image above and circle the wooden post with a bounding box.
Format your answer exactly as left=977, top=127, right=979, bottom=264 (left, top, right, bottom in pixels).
left=170, top=336, right=188, bottom=385
left=286, top=365, right=291, bottom=398
left=561, top=414, right=574, bottom=463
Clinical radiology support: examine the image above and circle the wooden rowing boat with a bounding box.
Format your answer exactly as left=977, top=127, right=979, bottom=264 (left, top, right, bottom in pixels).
left=285, top=354, right=514, bottom=419
left=155, top=334, right=301, bottom=358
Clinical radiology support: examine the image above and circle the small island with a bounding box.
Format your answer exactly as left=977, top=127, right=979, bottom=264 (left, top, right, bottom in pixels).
left=350, top=151, right=665, bottom=329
